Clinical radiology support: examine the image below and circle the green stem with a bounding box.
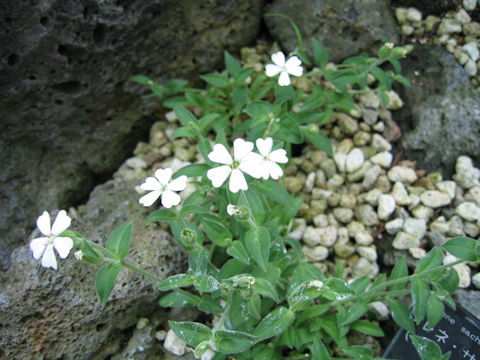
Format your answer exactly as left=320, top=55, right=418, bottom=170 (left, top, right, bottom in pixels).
left=240, top=190, right=258, bottom=229
left=88, top=241, right=118, bottom=259
left=121, top=260, right=165, bottom=284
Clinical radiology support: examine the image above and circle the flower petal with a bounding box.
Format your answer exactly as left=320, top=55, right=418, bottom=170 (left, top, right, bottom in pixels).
left=269, top=149, right=288, bottom=163
left=167, top=175, right=187, bottom=192
left=265, top=64, right=281, bottom=77
left=239, top=152, right=263, bottom=178
left=278, top=71, right=291, bottom=86
left=41, top=244, right=57, bottom=270
left=36, top=211, right=51, bottom=236
left=208, top=144, right=232, bottom=165
left=140, top=177, right=161, bottom=191
left=51, top=210, right=71, bottom=236
left=30, top=237, right=48, bottom=259
left=227, top=204, right=238, bottom=216
left=54, top=237, right=73, bottom=259
left=271, top=51, right=286, bottom=66
left=207, top=166, right=231, bottom=188
left=256, top=137, right=273, bottom=156
left=285, top=56, right=303, bottom=76
left=229, top=169, right=248, bottom=193
left=139, top=190, right=162, bottom=207
left=233, top=138, right=254, bottom=161
left=267, top=161, right=284, bottom=180
left=154, top=168, right=173, bottom=186
left=161, top=190, right=181, bottom=208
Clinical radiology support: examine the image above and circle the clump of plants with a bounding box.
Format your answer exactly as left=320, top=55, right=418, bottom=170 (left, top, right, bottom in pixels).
left=29, top=17, right=479, bottom=360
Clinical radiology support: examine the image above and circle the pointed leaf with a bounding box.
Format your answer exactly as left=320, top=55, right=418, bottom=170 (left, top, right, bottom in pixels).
left=174, top=163, right=210, bottom=178
left=342, top=300, right=368, bottom=326
left=159, top=289, right=200, bottom=307
left=169, top=321, right=212, bottom=347
left=227, top=241, right=250, bottom=265
left=312, top=39, right=328, bottom=69
left=389, top=299, right=415, bottom=333
left=105, top=221, right=132, bottom=260
left=245, top=226, right=271, bottom=272
left=253, top=307, right=295, bottom=341
left=411, top=277, right=430, bottom=324
left=426, top=295, right=444, bottom=329
left=174, top=105, right=197, bottom=127
left=96, top=263, right=122, bottom=306
left=389, top=255, right=408, bottom=291
left=442, top=237, right=478, bottom=261
left=254, top=278, right=279, bottom=302
left=214, top=330, right=257, bottom=354
left=158, top=274, right=193, bottom=291
left=410, top=335, right=446, bottom=360
left=350, top=320, right=385, bottom=337
left=198, top=295, right=224, bottom=314
left=415, top=247, right=443, bottom=274
left=146, top=208, right=178, bottom=224
left=193, top=274, right=221, bottom=293
left=203, top=217, right=232, bottom=247
left=224, top=51, right=242, bottom=77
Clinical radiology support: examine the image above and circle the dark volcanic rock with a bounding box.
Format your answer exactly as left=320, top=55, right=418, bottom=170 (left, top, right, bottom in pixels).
left=0, top=178, right=187, bottom=359
left=264, top=0, right=399, bottom=62
left=0, top=0, right=264, bottom=270
left=393, top=45, right=480, bottom=177
left=391, top=0, right=458, bottom=16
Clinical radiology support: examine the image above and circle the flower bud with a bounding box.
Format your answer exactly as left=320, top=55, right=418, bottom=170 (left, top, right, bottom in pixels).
left=181, top=228, right=197, bottom=247
left=379, top=43, right=394, bottom=59
left=307, top=124, right=319, bottom=135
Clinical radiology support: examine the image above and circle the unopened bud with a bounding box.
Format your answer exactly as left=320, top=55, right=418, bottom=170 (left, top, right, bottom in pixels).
left=307, top=124, right=319, bottom=135
left=74, top=250, right=83, bottom=261
left=181, top=228, right=197, bottom=246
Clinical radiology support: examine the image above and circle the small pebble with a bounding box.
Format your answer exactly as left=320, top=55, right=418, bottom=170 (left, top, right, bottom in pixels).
left=164, top=329, right=186, bottom=356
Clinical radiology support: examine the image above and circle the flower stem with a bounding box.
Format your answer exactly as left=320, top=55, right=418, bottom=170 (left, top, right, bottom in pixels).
left=121, top=260, right=165, bottom=283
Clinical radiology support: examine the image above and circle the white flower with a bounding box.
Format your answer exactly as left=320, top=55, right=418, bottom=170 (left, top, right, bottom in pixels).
left=139, top=168, right=187, bottom=208
left=207, top=139, right=262, bottom=193
left=265, top=51, right=303, bottom=86
left=255, top=137, right=288, bottom=180
left=227, top=204, right=240, bottom=216
left=74, top=250, right=83, bottom=261
left=30, top=210, right=73, bottom=270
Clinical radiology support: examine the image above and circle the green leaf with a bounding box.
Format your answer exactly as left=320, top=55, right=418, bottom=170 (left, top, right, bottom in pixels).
left=240, top=187, right=265, bottom=225
left=426, top=295, right=444, bottom=329
left=435, top=267, right=459, bottom=294
left=200, top=73, right=230, bottom=89
left=166, top=78, right=188, bottom=94
left=389, top=299, right=415, bottom=333
left=342, top=300, right=368, bottom=326
left=411, top=277, right=430, bottom=325
left=96, top=263, right=122, bottom=306
left=245, top=226, right=271, bottom=272
left=232, top=86, right=248, bottom=112
left=193, top=274, right=221, bottom=293
left=344, top=346, right=373, bottom=359
left=227, top=241, right=250, bottom=265
left=198, top=295, right=224, bottom=314
left=350, top=320, right=385, bottom=337
left=203, top=217, right=233, bottom=247
left=254, top=180, right=294, bottom=206
left=158, top=274, right=193, bottom=291
left=296, top=304, right=330, bottom=324
left=130, top=75, right=152, bottom=85
left=389, top=255, right=408, bottom=291
left=80, top=239, right=104, bottom=264
left=174, top=105, right=197, bottom=127
left=302, top=128, right=333, bottom=157
left=410, top=335, right=449, bottom=360
left=253, top=307, right=295, bottom=340
left=174, top=163, right=210, bottom=178
left=311, top=338, right=330, bottom=360
left=169, top=321, right=212, bottom=347
left=179, top=204, right=210, bottom=217
left=235, top=67, right=255, bottom=86
left=198, top=138, right=213, bottom=164
left=219, top=259, right=248, bottom=280
left=349, top=276, right=371, bottom=295
left=172, top=126, right=197, bottom=139
left=312, top=39, right=328, bottom=69
left=214, top=330, right=257, bottom=354
left=322, top=278, right=354, bottom=301
left=442, top=237, right=478, bottom=261
left=274, top=114, right=303, bottom=143
left=224, top=51, right=242, bottom=77
left=254, top=278, right=279, bottom=302
left=245, top=100, right=272, bottom=118
left=145, top=208, right=178, bottom=224
left=199, top=113, right=220, bottom=134
left=247, top=294, right=261, bottom=320
left=106, top=221, right=132, bottom=260
left=151, top=83, right=165, bottom=98
left=189, top=248, right=209, bottom=276
left=416, top=247, right=443, bottom=274
left=159, top=289, right=200, bottom=307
